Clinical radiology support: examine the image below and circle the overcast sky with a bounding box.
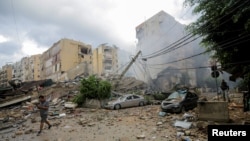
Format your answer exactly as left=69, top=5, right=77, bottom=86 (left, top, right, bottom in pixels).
left=0, top=0, right=196, bottom=67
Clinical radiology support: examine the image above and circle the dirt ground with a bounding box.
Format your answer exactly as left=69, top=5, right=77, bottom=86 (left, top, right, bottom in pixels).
left=1, top=104, right=210, bottom=141
left=1, top=85, right=250, bottom=141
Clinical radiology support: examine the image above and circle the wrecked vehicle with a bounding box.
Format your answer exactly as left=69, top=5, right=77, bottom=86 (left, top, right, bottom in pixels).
left=161, top=89, right=198, bottom=113
left=104, top=94, right=146, bottom=110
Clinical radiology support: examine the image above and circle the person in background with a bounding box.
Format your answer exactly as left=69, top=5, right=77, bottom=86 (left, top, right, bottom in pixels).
left=220, top=79, right=230, bottom=102
left=36, top=95, right=52, bottom=136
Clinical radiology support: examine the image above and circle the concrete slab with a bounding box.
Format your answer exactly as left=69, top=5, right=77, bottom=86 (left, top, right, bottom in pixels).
left=198, top=101, right=229, bottom=122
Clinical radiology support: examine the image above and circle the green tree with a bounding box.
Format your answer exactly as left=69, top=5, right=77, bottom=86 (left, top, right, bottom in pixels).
left=73, top=75, right=112, bottom=106
left=184, top=0, right=250, bottom=89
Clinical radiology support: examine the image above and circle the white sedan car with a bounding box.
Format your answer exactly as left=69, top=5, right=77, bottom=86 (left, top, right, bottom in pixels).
left=104, top=94, right=146, bottom=110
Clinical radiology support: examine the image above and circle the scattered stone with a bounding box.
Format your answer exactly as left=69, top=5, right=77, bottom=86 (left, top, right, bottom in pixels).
left=184, top=130, right=191, bottom=136
left=15, top=131, right=23, bottom=135
left=88, top=123, right=95, bottom=127
left=136, top=134, right=145, bottom=139
left=156, top=122, right=163, bottom=126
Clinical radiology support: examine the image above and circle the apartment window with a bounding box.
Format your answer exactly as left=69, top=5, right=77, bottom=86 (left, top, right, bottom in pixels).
left=105, top=66, right=112, bottom=70
left=104, top=48, right=111, bottom=52
left=79, top=45, right=88, bottom=54
left=104, top=60, right=112, bottom=64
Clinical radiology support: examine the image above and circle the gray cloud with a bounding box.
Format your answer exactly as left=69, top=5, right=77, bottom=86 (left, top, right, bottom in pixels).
left=0, top=0, right=194, bottom=69
left=0, top=0, right=121, bottom=48
left=0, top=41, right=21, bottom=55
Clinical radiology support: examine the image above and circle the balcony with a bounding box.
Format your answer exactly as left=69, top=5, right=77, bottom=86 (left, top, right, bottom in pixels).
left=104, top=52, right=112, bottom=59
left=103, top=59, right=112, bottom=64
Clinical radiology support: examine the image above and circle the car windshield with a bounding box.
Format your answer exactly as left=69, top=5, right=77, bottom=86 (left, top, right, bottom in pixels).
left=118, top=95, right=128, bottom=101
left=167, top=90, right=187, bottom=100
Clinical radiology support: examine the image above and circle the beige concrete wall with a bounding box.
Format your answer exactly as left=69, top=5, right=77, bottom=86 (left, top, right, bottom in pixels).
left=33, top=54, right=41, bottom=80
left=92, top=45, right=118, bottom=77
left=60, top=62, right=93, bottom=81
left=27, top=54, right=41, bottom=81
left=92, top=48, right=99, bottom=75
left=41, top=38, right=92, bottom=82
left=198, top=101, right=229, bottom=122
left=21, top=57, right=29, bottom=81
left=0, top=64, right=12, bottom=87
left=60, top=39, right=92, bottom=71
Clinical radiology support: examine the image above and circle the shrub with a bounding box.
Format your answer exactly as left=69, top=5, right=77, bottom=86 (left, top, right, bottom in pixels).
left=72, top=75, right=112, bottom=106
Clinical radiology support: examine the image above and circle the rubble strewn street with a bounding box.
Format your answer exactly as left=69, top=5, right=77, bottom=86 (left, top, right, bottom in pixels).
left=0, top=81, right=249, bottom=141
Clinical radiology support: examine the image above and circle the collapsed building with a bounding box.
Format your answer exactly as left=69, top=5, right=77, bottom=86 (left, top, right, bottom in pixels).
left=135, top=10, right=210, bottom=91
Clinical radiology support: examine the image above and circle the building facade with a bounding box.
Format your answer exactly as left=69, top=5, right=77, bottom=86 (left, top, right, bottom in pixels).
left=40, top=38, right=92, bottom=81
left=20, top=57, right=29, bottom=81
left=92, top=44, right=119, bottom=77
left=0, top=64, right=12, bottom=87
left=135, top=10, right=198, bottom=89
left=12, top=54, right=41, bottom=82
left=12, top=61, right=22, bottom=81
left=27, top=54, right=41, bottom=81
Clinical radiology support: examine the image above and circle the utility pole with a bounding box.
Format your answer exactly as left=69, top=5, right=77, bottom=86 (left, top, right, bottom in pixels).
left=114, top=50, right=142, bottom=90
left=118, top=50, right=141, bottom=80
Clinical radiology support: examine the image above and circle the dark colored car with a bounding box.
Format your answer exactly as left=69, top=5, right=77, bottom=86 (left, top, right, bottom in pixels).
left=161, top=89, right=199, bottom=113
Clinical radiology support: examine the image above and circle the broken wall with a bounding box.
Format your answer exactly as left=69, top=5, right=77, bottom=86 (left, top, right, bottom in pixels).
left=198, top=101, right=229, bottom=122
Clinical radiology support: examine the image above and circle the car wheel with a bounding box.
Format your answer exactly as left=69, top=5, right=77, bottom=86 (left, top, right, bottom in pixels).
left=139, top=101, right=144, bottom=106
left=114, top=104, right=121, bottom=110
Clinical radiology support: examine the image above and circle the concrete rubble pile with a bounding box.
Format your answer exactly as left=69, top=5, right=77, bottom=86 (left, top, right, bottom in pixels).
left=0, top=78, right=250, bottom=140
left=0, top=103, right=209, bottom=141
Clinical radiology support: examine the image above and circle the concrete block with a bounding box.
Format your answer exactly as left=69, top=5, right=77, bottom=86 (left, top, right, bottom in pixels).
left=198, top=101, right=229, bottom=122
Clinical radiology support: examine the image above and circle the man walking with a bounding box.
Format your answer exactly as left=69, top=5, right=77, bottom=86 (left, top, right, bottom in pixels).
left=36, top=95, right=52, bottom=136
left=220, top=79, right=229, bottom=102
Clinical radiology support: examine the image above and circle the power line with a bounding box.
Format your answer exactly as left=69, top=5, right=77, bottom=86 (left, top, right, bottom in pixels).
left=140, top=0, right=249, bottom=59
left=145, top=35, right=200, bottom=59
left=10, top=0, right=21, bottom=44
left=145, top=33, right=250, bottom=66
left=137, top=5, right=194, bottom=55
left=112, top=61, right=130, bottom=74
left=132, top=64, right=139, bottom=79
left=147, top=59, right=250, bottom=71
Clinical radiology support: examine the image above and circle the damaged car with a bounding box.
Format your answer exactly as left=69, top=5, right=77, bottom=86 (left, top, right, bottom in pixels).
left=104, top=94, right=146, bottom=110
left=161, top=89, right=198, bottom=113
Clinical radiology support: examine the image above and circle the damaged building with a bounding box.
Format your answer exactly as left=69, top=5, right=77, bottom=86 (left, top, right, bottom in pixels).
left=92, top=44, right=119, bottom=77
left=0, top=64, right=12, bottom=87
left=135, top=10, right=209, bottom=91
left=14, top=54, right=42, bottom=82
left=40, top=38, right=92, bottom=82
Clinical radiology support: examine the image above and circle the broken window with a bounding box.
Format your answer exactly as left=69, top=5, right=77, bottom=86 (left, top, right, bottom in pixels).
left=104, top=60, right=112, bottom=64
left=104, top=48, right=111, bottom=52
left=104, top=66, right=112, bottom=70
left=79, top=45, right=88, bottom=54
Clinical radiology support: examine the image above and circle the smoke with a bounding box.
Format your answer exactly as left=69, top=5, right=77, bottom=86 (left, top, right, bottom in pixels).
left=135, top=10, right=212, bottom=91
